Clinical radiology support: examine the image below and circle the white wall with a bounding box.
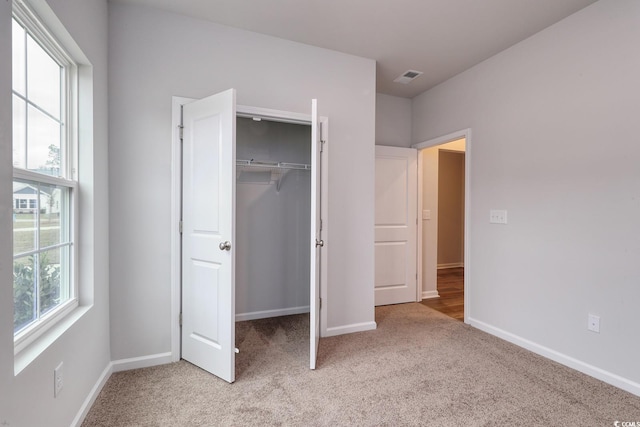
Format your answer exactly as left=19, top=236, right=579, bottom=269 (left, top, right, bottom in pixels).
left=413, top=0, right=640, bottom=393
left=375, top=93, right=412, bottom=147
left=0, top=0, right=111, bottom=425
left=108, top=3, right=376, bottom=360
left=236, top=118, right=311, bottom=318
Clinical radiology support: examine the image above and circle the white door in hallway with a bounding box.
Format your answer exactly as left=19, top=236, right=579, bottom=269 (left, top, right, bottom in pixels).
left=374, top=146, right=418, bottom=306
left=181, top=89, right=237, bottom=383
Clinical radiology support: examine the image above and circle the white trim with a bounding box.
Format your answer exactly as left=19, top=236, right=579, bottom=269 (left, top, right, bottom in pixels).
left=236, top=306, right=310, bottom=322
left=111, top=352, right=174, bottom=373
left=416, top=151, right=423, bottom=302
left=13, top=298, right=78, bottom=354
left=171, top=96, right=330, bottom=362
left=237, top=104, right=310, bottom=124
left=12, top=168, right=76, bottom=188
left=70, top=362, right=113, bottom=427
left=13, top=0, right=75, bottom=68
left=324, top=321, right=377, bottom=337
left=422, top=290, right=439, bottom=300
left=318, top=118, right=329, bottom=338
left=468, top=317, right=640, bottom=397
left=413, top=128, right=471, bottom=323
left=437, top=262, right=464, bottom=269
left=413, top=129, right=471, bottom=150
left=170, top=96, right=189, bottom=362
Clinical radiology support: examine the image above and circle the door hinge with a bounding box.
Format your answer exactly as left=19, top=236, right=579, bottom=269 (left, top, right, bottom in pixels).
left=319, top=298, right=322, bottom=310
left=179, top=220, right=183, bottom=234
left=178, top=125, right=184, bottom=140
left=179, top=312, right=183, bottom=327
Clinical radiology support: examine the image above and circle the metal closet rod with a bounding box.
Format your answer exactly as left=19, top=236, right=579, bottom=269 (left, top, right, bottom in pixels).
left=236, top=159, right=311, bottom=170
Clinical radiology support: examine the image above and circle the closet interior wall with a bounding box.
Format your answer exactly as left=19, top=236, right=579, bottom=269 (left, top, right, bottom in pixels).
left=235, top=117, right=312, bottom=320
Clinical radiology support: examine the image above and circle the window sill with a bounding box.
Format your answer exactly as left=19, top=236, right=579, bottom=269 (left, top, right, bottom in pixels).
left=14, top=304, right=92, bottom=375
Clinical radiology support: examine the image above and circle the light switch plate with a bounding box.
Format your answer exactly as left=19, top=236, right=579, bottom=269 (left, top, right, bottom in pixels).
left=588, top=314, right=600, bottom=333
left=489, top=210, right=508, bottom=224
left=422, top=210, right=431, bottom=220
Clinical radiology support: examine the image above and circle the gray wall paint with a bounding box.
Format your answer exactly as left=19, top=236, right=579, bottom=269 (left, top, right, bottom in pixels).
left=375, top=93, right=412, bottom=147
left=0, top=0, right=111, bottom=425
left=236, top=118, right=311, bottom=316
left=413, top=0, right=640, bottom=388
left=108, top=3, right=376, bottom=360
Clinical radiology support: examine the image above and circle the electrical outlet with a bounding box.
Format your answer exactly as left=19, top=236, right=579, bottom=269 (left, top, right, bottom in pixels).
left=489, top=210, right=508, bottom=224
left=588, top=314, right=600, bottom=333
left=54, top=362, right=64, bottom=397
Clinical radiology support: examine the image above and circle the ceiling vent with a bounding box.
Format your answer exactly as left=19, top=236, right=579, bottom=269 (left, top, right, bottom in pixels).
left=394, top=70, right=423, bottom=84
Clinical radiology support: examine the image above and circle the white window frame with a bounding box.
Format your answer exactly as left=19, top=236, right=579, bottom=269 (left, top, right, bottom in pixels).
left=12, top=1, right=79, bottom=354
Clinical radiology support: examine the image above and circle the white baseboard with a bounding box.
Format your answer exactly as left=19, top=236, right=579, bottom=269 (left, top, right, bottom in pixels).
left=71, top=352, right=175, bottom=426
left=325, top=321, right=377, bottom=337
left=422, top=290, right=440, bottom=300
left=468, top=317, right=640, bottom=397
left=71, top=362, right=113, bottom=427
left=111, top=352, right=173, bottom=373
left=236, top=306, right=310, bottom=322
left=437, top=263, right=464, bottom=269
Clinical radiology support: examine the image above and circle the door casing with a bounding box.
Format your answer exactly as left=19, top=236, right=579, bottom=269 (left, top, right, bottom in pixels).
left=413, top=128, right=471, bottom=323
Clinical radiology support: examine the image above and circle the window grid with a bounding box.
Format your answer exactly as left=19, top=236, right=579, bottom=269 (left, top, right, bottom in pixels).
left=12, top=18, right=67, bottom=177
left=12, top=2, right=79, bottom=350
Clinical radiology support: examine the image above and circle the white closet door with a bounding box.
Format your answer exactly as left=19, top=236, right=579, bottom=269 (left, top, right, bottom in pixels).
left=374, top=145, right=418, bottom=306
left=182, top=89, right=236, bottom=383
left=310, top=99, right=321, bottom=369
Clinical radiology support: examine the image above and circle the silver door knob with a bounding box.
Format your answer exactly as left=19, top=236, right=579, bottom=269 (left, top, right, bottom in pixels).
left=315, top=239, right=324, bottom=247
left=219, top=241, right=231, bottom=251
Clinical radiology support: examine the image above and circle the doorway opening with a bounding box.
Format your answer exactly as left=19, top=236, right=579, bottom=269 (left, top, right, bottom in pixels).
left=234, top=115, right=312, bottom=372
left=414, top=130, right=470, bottom=322
left=235, top=116, right=311, bottom=322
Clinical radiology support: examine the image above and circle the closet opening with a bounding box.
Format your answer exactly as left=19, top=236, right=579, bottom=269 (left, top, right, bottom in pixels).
left=172, top=93, right=325, bottom=382
left=234, top=115, right=312, bottom=371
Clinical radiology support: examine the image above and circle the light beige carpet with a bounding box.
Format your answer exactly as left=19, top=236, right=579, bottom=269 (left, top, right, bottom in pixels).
left=83, top=303, right=640, bottom=426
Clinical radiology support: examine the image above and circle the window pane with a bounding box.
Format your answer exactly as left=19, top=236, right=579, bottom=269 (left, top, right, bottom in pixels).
left=12, top=95, right=26, bottom=168
left=27, top=105, right=61, bottom=175
left=14, top=255, right=36, bottom=333
left=40, top=247, right=67, bottom=316
left=40, top=184, right=70, bottom=248
left=26, top=34, right=61, bottom=119
left=12, top=181, right=37, bottom=256
left=12, top=19, right=26, bottom=96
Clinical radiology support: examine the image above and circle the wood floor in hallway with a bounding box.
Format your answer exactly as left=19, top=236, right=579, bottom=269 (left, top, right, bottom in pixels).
left=421, top=267, right=464, bottom=321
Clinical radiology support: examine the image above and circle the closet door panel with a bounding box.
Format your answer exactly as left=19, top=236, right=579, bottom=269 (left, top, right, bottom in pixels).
left=310, top=99, right=321, bottom=369
left=182, top=89, right=236, bottom=383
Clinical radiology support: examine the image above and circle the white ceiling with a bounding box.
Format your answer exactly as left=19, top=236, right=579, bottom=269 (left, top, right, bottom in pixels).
left=112, top=0, right=597, bottom=98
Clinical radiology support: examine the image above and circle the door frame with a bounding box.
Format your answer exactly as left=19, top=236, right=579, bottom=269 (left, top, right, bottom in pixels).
left=170, top=96, right=329, bottom=361
left=413, top=128, right=471, bottom=322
